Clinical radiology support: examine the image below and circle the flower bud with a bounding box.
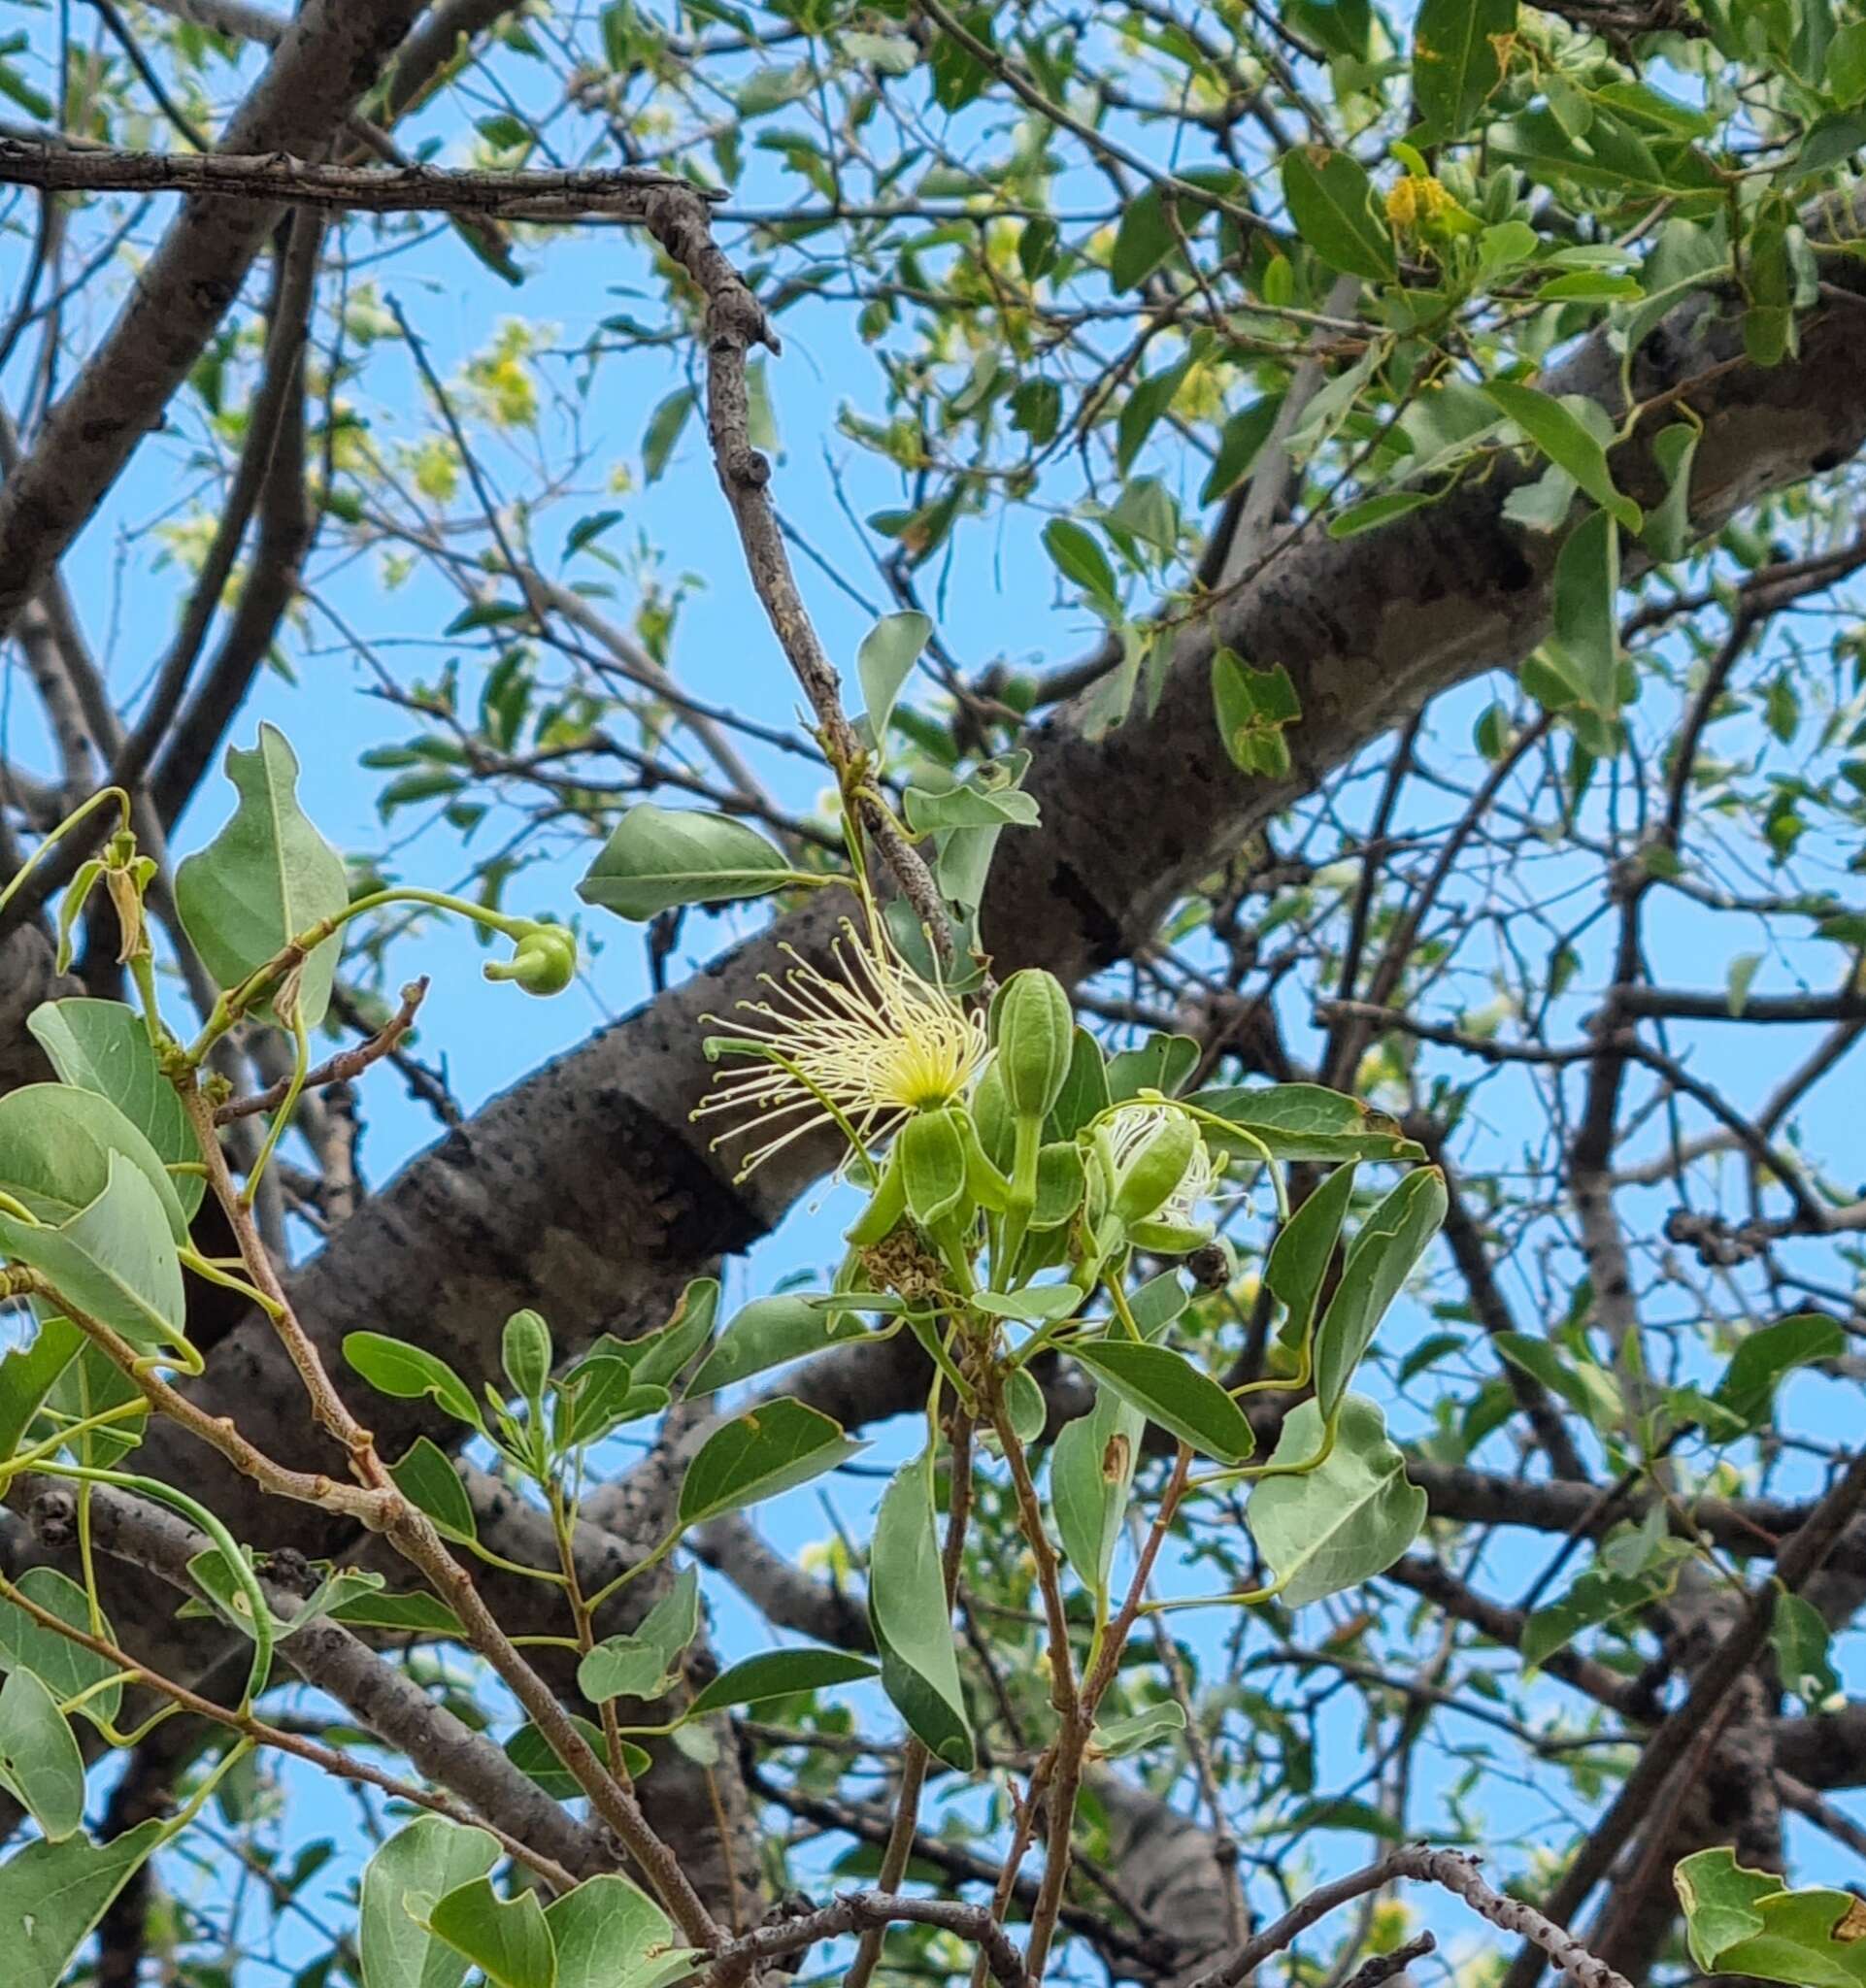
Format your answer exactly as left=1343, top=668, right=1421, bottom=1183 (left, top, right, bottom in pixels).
left=1112, top=1111, right=1199, bottom=1225
left=970, top=1059, right=1015, bottom=1173
left=898, top=1107, right=970, bottom=1227
left=994, top=970, right=1074, bottom=1121
left=1029, top=1141, right=1086, bottom=1230
left=485, top=921, right=577, bottom=996
left=502, top=1308, right=553, bottom=1405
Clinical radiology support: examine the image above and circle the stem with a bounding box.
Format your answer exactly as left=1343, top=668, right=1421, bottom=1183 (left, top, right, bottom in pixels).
left=845, top=1412, right=975, bottom=1988
left=0, top=783, right=130, bottom=923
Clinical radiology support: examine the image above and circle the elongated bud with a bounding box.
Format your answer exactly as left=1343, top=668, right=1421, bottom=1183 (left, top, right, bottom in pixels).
left=1112, top=1112, right=1199, bottom=1225
left=485, top=921, right=577, bottom=996
left=971, top=1060, right=1015, bottom=1173
left=1029, top=1140, right=1086, bottom=1230
left=845, top=1147, right=907, bottom=1247
left=502, top=1308, right=553, bottom=1405
left=995, top=971, right=1074, bottom=1121
left=898, top=1107, right=970, bottom=1227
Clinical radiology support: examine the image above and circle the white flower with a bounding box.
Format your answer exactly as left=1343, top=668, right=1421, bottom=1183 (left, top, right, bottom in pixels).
left=1105, top=1101, right=1220, bottom=1230
left=693, top=918, right=986, bottom=1178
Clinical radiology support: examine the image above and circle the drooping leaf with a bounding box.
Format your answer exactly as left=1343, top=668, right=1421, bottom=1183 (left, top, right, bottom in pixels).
left=676, top=1399, right=864, bottom=1527
left=26, top=1000, right=203, bottom=1218
left=1052, top=1383, right=1144, bottom=1607
left=1544, top=507, right=1621, bottom=716
left=869, top=1452, right=973, bottom=1770
left=1247, top=1397, right=1425, bottom=1607
left=1483, top=381, right=1642, bottom=531
left=1265, top=1162, right=1358, bottom=1357
left=577, top=807, right=792, bottom=921
left=1711, top=1312, right=1844, bottom=1429
left=175, top=723, right=350, bottom=1030
left=0, top=1667, right=85, bottom=1839
left=1312, top=1168, right=1447, bottom=1417
left=641, top=386, right=695, bottom=481
left=857, top=611, right=931, bottom=741
left=0, top=1314, right=83, bottom=1464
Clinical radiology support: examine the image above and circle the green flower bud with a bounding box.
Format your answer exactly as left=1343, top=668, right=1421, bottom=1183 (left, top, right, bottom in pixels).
left=845, top=1147, right=907, bottom=1247
left=501, top=1308, right=553, bottom=1405
left=485, top=921, right=577, bottom=996
left=971, top=1058, right=1015, bottom=1174
left=1112, top=1111, right=1199, bottom=1225
left=898, top=1106, right=970, bottom=1227
left=994, top=970, right=1075, bottom=1121
left=1029, top=1140, right=1086, bottom=1230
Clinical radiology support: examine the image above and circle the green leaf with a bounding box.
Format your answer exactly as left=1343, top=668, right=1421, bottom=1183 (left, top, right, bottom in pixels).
left=1110, top=187, right=1178, bottom=292
left=1281, top=149, right=1396, bottom=282
left=1544, top=508, right=1620, bottom=716
left=1105, top=1033, right=1200, bottom=1103
left=1042, top=517, right=1118, bottom=611
left=902, top=777, right=1040, bottom=833
left=546, top=1874, right=696, bottom=1988
left=1495, top=1333, right=1623, bottom=1435
left=388, top=1438, right=478, bottom=1544
left=973, top=1283, right=1083, bottom=1323
left=1676, top=1847, right=1866, bottom=1985
left=685, top=1648, right=879, bottom=1716
left=624, top=1278, right=721, bottom=1391
left=1089, top=1700, right=1185, bottom=1759
left=554, top=1358, right=670, bottom=1449
left=1483, top=381, right=1641, bottom=531
left=1641, top=421, right=1701, bottom=563
left=577, top=806, right=792, bottom=920
left=1771, top=1591, right=1840, bottom=1708
left=1192, top=1084, right=1424, bottom=1164
left=1711, top=1312, right=1844, bottom=1429
left=26, top=1001, right=203, bottom=1219
left=1521, top=1543, right=1683, bottom=1669
left=1265, top=1163, right=1358, bottom=1357
left=676, top=1398, right=864, bottom=1527
left=579, top=1572, right=697, bottom=1703
left=869, top=1451, right=973, bottom=1769
left=0, top=1156, right=188, bottom=1355
left=1327, top=489, right=1439, bottom=539
left=1247, top=1397, right=1425, bottom=1606
left=0, top=1667, right=85, bottom=1839
left=175, top=723, right=350, bottom=1030
left=0, top=1816, right=168, bottom=1988
left=0, top=1083, right=188, bottom=1240
left=1313, top=1168, right=1447, bottom=1417
left=0, top=1568, right=123, bottom=1732
left=1068, top=1340, right=1254, bottom=1464
left=344, top=1333, right=484, bottom=1433
left=1413, top=0, right=1517, bottom=140
left=421, top=1876, right=555, bottom=1988
left=504, top=1718, right=647, bottom=1799
left=1212, top=652, right=1302, bottom=778
left=1048, top=1028, right=1111, bottom=1140
left=1052, top=1384, right=1144, bottom=1607
left=46, top=1342, right=145, bottom=1469
left=328, top=1589, right=466, bottom=1639
left=642, top=387, right=695, bottom=481
left=0, top=1314, right=82, bottom=1464
left=685, top=1295, right=869, bottom=1396
left=857, top=611, right=931, bottom=741
left=360, top=1816, right=501, bottom=1988
left=1118, top=356, right=1191, bottom=476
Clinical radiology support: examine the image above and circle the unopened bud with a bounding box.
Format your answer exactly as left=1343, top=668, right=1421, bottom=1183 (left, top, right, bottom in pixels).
left=898, top=1107, right=970, bottom=1227
left=501, top=1308, right=553, bottom=1405
left=994, top=970, right=1074, bottom=1121
left=485, top=921, right=577, bottom=996
left=1112, top=1112, right=1199, bottom=1225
